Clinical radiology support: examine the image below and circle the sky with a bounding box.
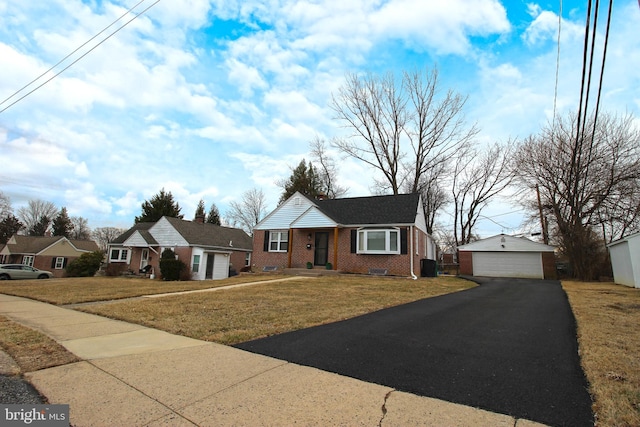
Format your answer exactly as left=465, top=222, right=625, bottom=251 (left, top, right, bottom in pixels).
left=0, top=0, right=639, bottom=238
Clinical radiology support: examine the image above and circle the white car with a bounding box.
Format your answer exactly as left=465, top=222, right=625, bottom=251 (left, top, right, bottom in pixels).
left=0, top=264, right=54, bottom=280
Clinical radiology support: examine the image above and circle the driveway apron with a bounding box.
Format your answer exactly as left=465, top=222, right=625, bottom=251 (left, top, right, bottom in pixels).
left=236, top=277, right=593, bottom=427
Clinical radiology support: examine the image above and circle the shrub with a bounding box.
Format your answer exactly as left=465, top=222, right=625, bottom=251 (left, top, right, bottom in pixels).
left=66, top=251, right=104, bottom=277
left=159, top=248, right=186, bottom=281
left=105, top=263, right=126, bottom=276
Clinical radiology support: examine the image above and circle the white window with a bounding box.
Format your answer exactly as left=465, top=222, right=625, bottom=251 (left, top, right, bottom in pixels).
left=269, top=231, right=289, bottom=252
left=245, top=252, right=251, bottom=267
left=192, top=255, right=200, bottom=273
left=54, top=257, right=65, bottom=269
left=22, top=255, right=34, bottom=266
left=109, top=248, right=129, bottom=262
left=357, top=229, right=400, bottom=254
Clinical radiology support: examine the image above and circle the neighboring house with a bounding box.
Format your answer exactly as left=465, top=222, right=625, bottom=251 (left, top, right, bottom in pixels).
left=0, top=235, right=100, bottom=278
left=458, top=234, right=557, bottom=280
left=108, top=216, right=252, bottom=280
left=608, top=231, right=640, bottom=288
left=252, top=192, right=436, bottom=277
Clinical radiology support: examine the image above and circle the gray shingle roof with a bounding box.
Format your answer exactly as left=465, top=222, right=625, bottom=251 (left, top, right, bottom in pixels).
left=315, top=193, right=420, bottom=225
left=2, top=235, right=99, bottom=254
left=164, top=217, right=253, bottom=250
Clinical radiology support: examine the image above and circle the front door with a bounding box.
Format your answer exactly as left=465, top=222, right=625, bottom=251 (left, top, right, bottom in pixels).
left=314, top=232, right=329, bottom=266
left=140, top=249, right=149, bottom=270
left=205, top=254, right=215, bottom=279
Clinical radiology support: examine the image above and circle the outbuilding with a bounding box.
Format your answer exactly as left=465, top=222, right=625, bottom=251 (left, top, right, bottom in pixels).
left=608, top=231, right=640, bottom=288
left=458, top=234, right=556, bottom=280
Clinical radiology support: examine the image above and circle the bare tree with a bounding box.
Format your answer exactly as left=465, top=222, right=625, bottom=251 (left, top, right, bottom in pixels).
left=0, top=192, right=11, bottom=219
left=70, top=216, right=92, bottom=240
left=18, top=199, right=57, bottom=235
left=404, top=162, right=449, bottom=235
left=331, top=68, right=476, bottom=195
left=514, top=112, right=640, bottom=280
left=451, top=140, right=516, bottom=246
left=309, top=136, right=348, bottom=198
left=92, top=227, right=127, bottom=251
left=226, top=188, right=268, bottom=235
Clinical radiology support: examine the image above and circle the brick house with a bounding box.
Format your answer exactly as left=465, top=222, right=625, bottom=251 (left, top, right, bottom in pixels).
left=458, top=234, right=557, bottom=279
left=252, top=192, right=436, bottom=277
left=108, top=216, right=252, bottom=280
left=0, top=235, right=100, bottom=278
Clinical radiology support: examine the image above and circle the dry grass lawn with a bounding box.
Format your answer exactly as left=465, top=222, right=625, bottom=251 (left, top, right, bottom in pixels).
left=562, top=281, right=640, bottom=427
left=2, top=274, right=638, bottom=426
left=0, top=274, right=288, bottom=305
left=79, top=275, right=473, bottom=345
left=0, top=316, right=79, bottom=373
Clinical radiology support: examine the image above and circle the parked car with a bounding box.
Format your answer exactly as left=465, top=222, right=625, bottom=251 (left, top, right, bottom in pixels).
left=0, top=264, right=54, bottom=280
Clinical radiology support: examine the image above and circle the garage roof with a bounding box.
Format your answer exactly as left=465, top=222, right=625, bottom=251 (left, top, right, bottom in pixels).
left=458, top=234, right=555, bottom=252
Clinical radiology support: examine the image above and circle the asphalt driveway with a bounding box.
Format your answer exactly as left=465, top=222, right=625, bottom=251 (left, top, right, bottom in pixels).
left=236, top=277, right=593, bottom=427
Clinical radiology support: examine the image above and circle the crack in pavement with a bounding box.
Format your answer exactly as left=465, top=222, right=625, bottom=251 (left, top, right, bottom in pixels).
left=378, top=390, right=394, bottom=427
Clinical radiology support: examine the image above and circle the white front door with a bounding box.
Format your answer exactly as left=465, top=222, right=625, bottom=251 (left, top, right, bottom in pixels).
left=140, top=249, right=149, bottom=270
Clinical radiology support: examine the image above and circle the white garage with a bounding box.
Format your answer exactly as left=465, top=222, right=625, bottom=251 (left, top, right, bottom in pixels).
left=459, top=234, right=556, bottom=280
left=608, top=231, right=640, bottom=288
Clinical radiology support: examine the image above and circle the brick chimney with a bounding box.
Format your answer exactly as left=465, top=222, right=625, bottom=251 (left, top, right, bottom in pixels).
left=195, top=215, right=205, bottom=224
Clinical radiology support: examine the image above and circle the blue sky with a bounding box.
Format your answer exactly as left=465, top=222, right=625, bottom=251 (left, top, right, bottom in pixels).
left=0, top=0, right=639, bottom=238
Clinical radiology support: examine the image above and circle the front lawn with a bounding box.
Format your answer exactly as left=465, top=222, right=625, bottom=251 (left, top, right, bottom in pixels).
left=0, top=274, right=290, bottom=305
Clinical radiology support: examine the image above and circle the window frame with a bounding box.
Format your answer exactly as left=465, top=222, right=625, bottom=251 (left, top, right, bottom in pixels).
left=54, top=257, right=65, bottom=269
left=357, top=228, right=401, bottom=255
left=268, top=231, right=289, bottom=253
left=245, top=252, right=251, bottom=267
left=22, top=255, right=34, bottom=266
left=192, top=254, right=200, bottom=273
left=109, top=248, right=129, bottom=263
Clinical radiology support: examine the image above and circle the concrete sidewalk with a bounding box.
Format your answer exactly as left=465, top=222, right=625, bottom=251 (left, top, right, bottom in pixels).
left=0, top=293, right=546, bottom=426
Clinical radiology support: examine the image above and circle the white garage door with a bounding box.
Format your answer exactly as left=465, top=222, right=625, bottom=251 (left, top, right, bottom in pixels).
left=472, top=252, right=543, bottom=279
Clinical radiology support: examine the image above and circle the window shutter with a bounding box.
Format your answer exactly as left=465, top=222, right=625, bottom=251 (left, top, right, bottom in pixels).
left=401, top=228, right=408, bottom=254
left=350, top=230, right=357, bottom=253
left=63, top=258, right=68, bottom=268
left=263, top=231, right=270, bottom=252
left=51, top=258, right=56, bottom=268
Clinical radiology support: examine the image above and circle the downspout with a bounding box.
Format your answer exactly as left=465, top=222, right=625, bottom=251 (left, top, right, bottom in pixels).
left=409, top=226, right=418, bottom=280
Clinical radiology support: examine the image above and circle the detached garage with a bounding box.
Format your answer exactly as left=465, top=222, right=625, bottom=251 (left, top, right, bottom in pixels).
left=608, top=231, right=640, bottom=288
left=458, top=234, right=557, bottom=279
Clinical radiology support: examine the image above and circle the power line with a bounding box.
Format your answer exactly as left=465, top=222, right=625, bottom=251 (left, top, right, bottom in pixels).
left=0, top=0, right=162, bottom=114
left=552, top=0, right=563, bottom=129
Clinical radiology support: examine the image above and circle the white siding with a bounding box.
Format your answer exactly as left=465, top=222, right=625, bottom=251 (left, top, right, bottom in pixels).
left=123, top=231, right=150, bottom=247
left=255, top=194, right=316, bottom=230
left=609, top=241, right=636, bottom=287
left=191, top=247, right=205, bottom=280
left=472, top=252, right=543, bottom=279
left=414, top=194, right=428, bottom=234
left=291, top=207, right=337, bottom=228
left=149, top=217, right=188, bottom=246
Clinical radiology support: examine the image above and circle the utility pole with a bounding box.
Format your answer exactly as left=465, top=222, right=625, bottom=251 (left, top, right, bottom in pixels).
left=536, top=185, right=549, bottom=245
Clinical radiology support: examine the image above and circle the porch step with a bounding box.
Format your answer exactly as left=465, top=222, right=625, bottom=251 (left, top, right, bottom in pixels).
left=283, top=268, right=343, bottom=277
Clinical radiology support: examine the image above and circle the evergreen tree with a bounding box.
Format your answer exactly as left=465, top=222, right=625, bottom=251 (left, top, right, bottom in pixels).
left=0, top=214, right=23, bottom=244
left=206, top=203, right=221, bottom=225
left=194, top=199, right=206, bottom=220
left=278, top=159, right=322, bottom=204
left=29, top=215, right=50, bottom=236
left=135, top=188, right=184, bottom=223
left=52, top=207, right=73, bottom=237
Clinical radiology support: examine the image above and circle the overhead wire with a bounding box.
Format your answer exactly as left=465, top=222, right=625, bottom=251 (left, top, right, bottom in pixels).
left=0, top=0, right=162, bottom=114
left=552, top=0, right=563, bottom=129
